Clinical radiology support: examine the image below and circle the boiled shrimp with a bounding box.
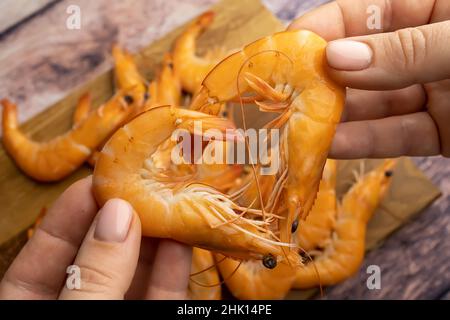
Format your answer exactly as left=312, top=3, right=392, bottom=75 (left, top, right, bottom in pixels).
left=1, top=91, right=136, bottom=182
left=189, top=248, right=221, bottom=300
left=190, top=29, right=345, bottom=249
left=93, top=105, right=299, bottom=265
left=173, top=11, right=228, bottom=94
left=293, top=159, right=396, bottom=289
left=1, top=46, right=147, bottom=181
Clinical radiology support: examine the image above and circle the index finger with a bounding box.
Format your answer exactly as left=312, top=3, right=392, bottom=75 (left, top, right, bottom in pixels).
left=146, top=240, right=192, bottom=300
left=0, top=176, right=98, bottom=299
left=287, top=0, right=439, bottom=40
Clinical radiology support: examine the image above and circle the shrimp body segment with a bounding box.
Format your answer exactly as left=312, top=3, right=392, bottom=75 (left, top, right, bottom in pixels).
left=293, top=160, right=396, bottom=289
left=191, top=30, right=345, bottom=245
left=93, top=106, right=299, bottom=264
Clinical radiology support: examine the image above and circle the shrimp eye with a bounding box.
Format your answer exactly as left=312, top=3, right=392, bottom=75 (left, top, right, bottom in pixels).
left=168, top=62, right=174, bottom=69
left=384, top=170, right=393, bottom=177
left=291, top=219, right=298, bottom=233
left=124, top=95, right=134, bottom=105
left=262, top=254, right=277, bottom=269
left=143, top=92, right=150, bottom=101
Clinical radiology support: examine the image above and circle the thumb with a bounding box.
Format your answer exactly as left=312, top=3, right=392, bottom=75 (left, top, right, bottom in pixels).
left=59, top=199, right=141, bottom=299
left=325, top=21, right=450, bottom=90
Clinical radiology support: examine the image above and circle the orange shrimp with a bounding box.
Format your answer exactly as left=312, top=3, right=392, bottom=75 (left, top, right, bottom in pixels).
left=189, top=248, right=221, bottom=300
left=296, top=159, right=337, bottom=251
left=190, top=29, right=345, bottom=249
left=93, top=105, right=299, bottom=265
left=1, top=46, right=147, bottom=181
left=1, top=92, right=136, bottom=182
left=293, top=159, right=396, bottom=289
left=173, top=11, right=228, bottom=94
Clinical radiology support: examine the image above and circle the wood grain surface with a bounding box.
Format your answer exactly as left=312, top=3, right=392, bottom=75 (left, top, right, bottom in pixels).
left=0, top=0, right=56, bottom=33
left=0, top=0, right=448, bottom=300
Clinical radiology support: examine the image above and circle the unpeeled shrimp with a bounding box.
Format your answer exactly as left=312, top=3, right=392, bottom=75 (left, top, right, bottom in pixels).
left=1, top=92, right=135, bottom=182
left=1, top=46, right=147, bottom=181
left=293, top=160, right=396, bottom=289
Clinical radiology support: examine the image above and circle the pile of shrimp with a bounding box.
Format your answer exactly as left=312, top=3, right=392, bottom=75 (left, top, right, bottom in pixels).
left=5, top=11, right=398, bottom=299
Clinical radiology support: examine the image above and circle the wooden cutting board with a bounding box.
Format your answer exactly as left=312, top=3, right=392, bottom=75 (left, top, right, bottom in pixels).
left=0, top=0, right=441, bottom=299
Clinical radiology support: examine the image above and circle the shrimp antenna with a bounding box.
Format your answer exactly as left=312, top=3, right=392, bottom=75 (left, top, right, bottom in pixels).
left=235, top=50, right=294, bottom=229
left=189, top=255, right=227, bottom=277
left=298, top=245, right=324, bottom=297
left=190, top=259, right=242, bottom=288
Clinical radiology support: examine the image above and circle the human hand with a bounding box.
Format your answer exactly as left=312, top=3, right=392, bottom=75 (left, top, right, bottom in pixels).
left=289, top=0, right=450, bottom=158
left=0, top=176, right=192, bottom=300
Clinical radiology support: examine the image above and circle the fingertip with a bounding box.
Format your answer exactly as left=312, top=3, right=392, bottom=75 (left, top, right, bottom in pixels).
left=94, top=199, right=134, bottom=243
left=59, top=199, right=141, bottom=299
left=146, top=240, right=192, bottom=299
left=326, top=40, right=373, bottom=71
left=329, top=127, right=350, bottom=159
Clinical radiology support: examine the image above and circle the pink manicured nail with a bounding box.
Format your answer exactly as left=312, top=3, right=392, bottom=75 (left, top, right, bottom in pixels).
left=326, top=40, right=373, bottom=71
left=94, top=199, right=132, bottom=242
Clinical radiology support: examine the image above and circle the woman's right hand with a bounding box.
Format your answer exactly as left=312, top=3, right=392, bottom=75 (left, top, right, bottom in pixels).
left=289, top=0, right=450, bottom=158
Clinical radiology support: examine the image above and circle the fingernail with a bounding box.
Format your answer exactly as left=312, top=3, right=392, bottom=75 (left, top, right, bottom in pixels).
left=94, top=199, right=132, bottom=242
left=326, top=40, right=373, bottom=71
